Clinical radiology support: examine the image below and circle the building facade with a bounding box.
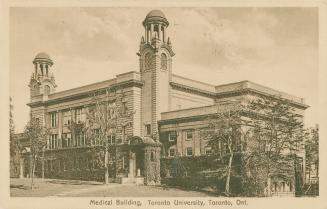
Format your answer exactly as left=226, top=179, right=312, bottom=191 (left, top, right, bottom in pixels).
left=15, top=10, right=308, bottom=194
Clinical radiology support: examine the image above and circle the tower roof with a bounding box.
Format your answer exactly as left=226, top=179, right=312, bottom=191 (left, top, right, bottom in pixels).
left=35, top=52, right=51, bottom=60
left=33, top=52, right=53, bottom=64
left=146, top=10, right=166, bottom=19
left=143, top=10, right=169, bottom=26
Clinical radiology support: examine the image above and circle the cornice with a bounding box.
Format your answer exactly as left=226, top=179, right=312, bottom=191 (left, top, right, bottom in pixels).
left=170, top=82, right=216, bottom=98
left=170, top=81, right=308, bottom=110
left=27, top=79, right=143, bottom=108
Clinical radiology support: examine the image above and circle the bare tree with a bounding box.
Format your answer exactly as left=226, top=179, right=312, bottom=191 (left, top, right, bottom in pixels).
left=24, top=117, right=49, bottom=190
left=81, top=89, right=134, bottom=184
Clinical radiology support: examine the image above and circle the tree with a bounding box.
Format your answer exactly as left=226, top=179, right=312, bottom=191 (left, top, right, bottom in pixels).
left=24, top=117, right=49, bottom=189
left=203, top=104, right=246, bottom=196
left=305, top=125, right=319, bottom=184
left=82, top=89, right=134, bottom=184
left=244, top=96, right=305, bottom=196
left=9, top=97, right=19, bottom=156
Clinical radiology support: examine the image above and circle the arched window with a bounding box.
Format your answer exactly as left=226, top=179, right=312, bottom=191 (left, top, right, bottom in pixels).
left=44, top=85, right=50, bottom=95
left=144, top=53, right=152, bottom=70
left=161, top=53, right=167, bottom=70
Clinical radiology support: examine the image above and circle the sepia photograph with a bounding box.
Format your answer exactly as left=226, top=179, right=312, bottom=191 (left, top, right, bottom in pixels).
left=3, top=4, right=324, bottom=207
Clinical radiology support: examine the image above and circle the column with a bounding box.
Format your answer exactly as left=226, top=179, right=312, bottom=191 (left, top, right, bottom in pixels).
left=150, top=24, right=154, bottom=41
left=158, top=24, right=161, bottom=40
left=147, top=26, right=150, bottom=42
left=128, top=152, right=135, bottom=178
left=163, top=27, right=166, bottom=43
left=19, top=158, right=24, bottom=178
left=144, top=25, right=147, bottom=42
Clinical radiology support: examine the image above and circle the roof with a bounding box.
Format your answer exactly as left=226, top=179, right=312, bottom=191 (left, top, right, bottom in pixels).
left=143, top=10, right=169, bottom=26
left=34, top=52, right=51, bottom=60
left=146, top=10, right=166, bottom=19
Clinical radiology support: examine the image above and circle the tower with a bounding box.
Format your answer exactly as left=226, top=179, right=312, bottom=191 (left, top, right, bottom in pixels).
left=138, top=10, right=175, bottom=139
left=29, top=52, right=57, bottom=101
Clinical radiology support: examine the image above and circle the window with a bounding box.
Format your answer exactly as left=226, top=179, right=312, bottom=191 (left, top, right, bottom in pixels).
left=168, top=131, right=177, bottom=142
left=50, top=112, right=57, bottom=128
left=76, top=132, right=85, bottom=147
left=161, top=53, right=167, bottom=70
left=75, top=108, right=86, bottom=123
left=144, top=53, right=152, bottom=70
left=63, top=111, right=71, bottom=127
left=50, top=134, right=58, bottom=149
left=186, top=130, right=193, bottom=141
left=62, top=133, right=72, bottom=147
left=67, top=133, right=72, bottom=147
left=122, top=102, right=127, bottom=114
left=122, top=126, right=126, bottom=142
left=145, top=124, right=151, bottom=135
left=169, top=148, right=175, bottom=157
left=205, top=147, right=212, bottom=155
left=107, top=135, right=115, bottom=145
left=186, top=147, right=193, bottom=156
left=44, top=85, right=50, bottom=95
left=93, top=129, right=100, bottom=145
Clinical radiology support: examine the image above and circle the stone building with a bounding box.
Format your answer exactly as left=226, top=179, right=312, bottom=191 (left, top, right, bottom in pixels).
left=16, top=10, right=308, bottom=194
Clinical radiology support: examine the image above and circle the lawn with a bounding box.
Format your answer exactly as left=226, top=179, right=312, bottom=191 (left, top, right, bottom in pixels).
left=10, top=178, right=215, bottom=197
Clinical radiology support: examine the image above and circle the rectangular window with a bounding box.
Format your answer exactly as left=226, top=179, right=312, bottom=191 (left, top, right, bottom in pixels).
left=169, top=148, right=175, bottom=157
left=186, top=130, right=193, bottom=141
left=122, top=126, right=126, bottom=141
left=122, top=102, right=127, bottom=114
left=168, top=131, right=177, bottom=142
left=145, top=124, right=151, bottom=135
left=63, top=111, right=71, bottom=127
left=76, top=132, right=85, bottom=147
left=75, top=108, right=86, bottom=124
left=62, top=133, right=72, bottom=148
left=50, top=112, right=57, bottom=128
left=50, top=134, right=58, bottom=149
left=186, top=147, right=193, bottom=156
left=108, top=135, right=115, bottom=145
left=205, top=147, right=212, bottom=155
left=93, top=129, right=100, bottom=145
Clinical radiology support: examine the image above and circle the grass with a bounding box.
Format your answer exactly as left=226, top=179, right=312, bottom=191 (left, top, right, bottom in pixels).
left=10, top=178, right=215, bottom=197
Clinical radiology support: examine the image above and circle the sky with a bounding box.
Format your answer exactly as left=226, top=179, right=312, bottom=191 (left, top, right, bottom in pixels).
left=10, top=7, right=318, bottom=133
